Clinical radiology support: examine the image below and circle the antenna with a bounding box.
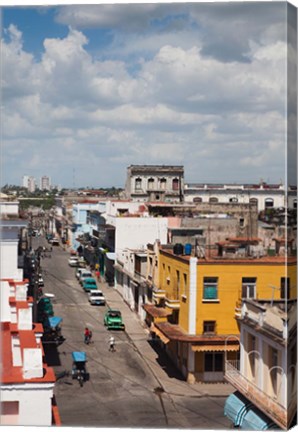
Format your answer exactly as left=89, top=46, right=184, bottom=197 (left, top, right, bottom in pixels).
left=269, top=285, right=281, bottom=307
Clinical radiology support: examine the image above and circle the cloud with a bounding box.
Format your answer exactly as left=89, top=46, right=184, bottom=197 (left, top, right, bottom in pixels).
left=2, top=9, right=289, bottom=186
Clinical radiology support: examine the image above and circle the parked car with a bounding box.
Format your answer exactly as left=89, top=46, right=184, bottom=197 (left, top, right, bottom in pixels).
left=51, top=238, right=60, bottom=246
left=78, top=258, right=87, bottom=268
left=82, top=277, right=97, bottom=292
left=104, top=309, right=125, bottom=330
left=88, top=290, right=106, bottom=305
left=76, top=267, right=86, bottom=279
left=68, top=257, right=79, bottom=267
left=79, top=271, right=93, bottom=285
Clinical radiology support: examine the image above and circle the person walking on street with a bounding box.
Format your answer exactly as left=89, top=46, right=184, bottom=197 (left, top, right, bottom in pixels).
left=109, top=335, right=115, bottom=352
left=84, top=327, right=91, bottom=344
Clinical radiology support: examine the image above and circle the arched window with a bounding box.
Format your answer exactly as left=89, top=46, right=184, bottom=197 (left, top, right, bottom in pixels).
left=250, top=198, right=258, bottom=205
left=229, top=197, right=238, bottom=203
left=135, top=177, right=142, bottom=191
left=209, top=197, right=218, bottom=203
left=172, top=178, right=179, bottom=191
left=265, top=198, right=274, bottom=208
left=193, top=197, right=202, bottom=203
left=294, top=199, right=297, bottom=209
left=147, top=178, right=154, bottom=190
left=159, top=178, right=167, bottom=190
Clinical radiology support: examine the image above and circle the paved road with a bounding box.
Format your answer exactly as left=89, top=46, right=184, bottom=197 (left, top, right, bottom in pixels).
left=35, top=237, right=232, bottom=429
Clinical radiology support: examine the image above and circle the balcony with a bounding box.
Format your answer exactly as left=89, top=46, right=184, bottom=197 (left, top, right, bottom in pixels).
left=225, top=360, right=288, bottom=429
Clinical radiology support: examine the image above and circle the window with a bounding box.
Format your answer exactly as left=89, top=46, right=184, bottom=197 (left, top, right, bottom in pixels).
left=148, top=178, right=154, bottom=189
left=203, top=320, right=216, bottom=334
left=239, top=218, right=245, bottom=227
left=204, top=353, right=223, bottom=372
left=203, top=277, right=218, bottom=300
left=265, top=198, right=274, bottom=208
left=229, top=197, right=238, bottom=203
left=193, top=197, right=202, bottom=203
left=248, top=333, right=256, bottom=378
left=172, top=178, right=179, bottom=191
left=270, top=347, right=279, bottom=395
left=135, top=177, right=142, bottom=191
left=159, top=178, right=167, bottom=189
left=242, top=278, right=256, bottom=298
left=281, top=277, right=290, bottom=299
left=209, top=197, right=218, bottom=203
left=183, top=273, right=188, bottom=296
left=1, top=402, right=19, bottom=425
left=294, top=200, right=297, bottom=210
left=175, top=270, right=180, bottom=298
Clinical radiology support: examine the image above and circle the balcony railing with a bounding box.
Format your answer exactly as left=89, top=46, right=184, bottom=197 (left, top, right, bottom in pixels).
left=225, top=360, right=287, bottom=429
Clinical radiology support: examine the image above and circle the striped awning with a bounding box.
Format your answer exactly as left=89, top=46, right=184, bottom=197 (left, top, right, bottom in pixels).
left=191, top=344, right=239, bottom=352
left=151, top=324, right=170, bottom=344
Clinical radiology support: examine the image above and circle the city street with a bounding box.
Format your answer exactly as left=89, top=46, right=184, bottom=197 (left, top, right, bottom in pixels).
left=35, top=237, right=232, bottom=429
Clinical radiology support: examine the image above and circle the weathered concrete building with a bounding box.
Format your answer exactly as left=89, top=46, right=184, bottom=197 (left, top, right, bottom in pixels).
left=125, top=165, right=184, bottom=202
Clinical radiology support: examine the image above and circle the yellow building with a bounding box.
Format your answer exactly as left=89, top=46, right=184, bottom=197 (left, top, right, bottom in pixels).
left=144, top=239, right=296, bottom=384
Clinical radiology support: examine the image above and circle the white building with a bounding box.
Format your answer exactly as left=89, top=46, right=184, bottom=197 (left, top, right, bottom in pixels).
left=40, top=175, right=51, bottom=191
left=184, top=183, right=297, bottom=212
left=0, top=199, right=59, bottom=426
left=224, top=299, right=297, bottom=430
left=22, top=175, right=36, bottom=192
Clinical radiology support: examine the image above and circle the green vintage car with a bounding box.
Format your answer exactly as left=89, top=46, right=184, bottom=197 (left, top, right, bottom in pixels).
left=82, top=277, right=98, bottom=292
left=104, top=309, right=125, bottom=330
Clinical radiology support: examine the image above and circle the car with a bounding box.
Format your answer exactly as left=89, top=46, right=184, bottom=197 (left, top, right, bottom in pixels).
left=82, top=277, right=97, bottom=292
left=76, top=267, right=86, bottom=279
left=88, top=290, right=106, bottom=305
left=104, top=309, right=125, bottom=330
left=79, top=271, right=93, bottom=285
left=78, top=258, right=87, bottom=268
left=51, top=238, right=60, bottom=246
left=68, top=257, right=79, bottom=267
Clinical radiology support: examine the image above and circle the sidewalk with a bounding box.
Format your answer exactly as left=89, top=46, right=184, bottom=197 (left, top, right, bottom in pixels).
left=98, top=279, right=234, bottom=399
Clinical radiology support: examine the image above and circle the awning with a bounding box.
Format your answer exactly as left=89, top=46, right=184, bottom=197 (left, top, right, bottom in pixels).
left=241, top=407, right=277, bottom=430
left=48, top=316, right=63, bottom=328
left=224, top=392, right=252, bottom=427
left=151, top=324, right=170, bottom=344
left=192, top=344, right=239, bottom=352
left=106, top=252, right=116, bottom=261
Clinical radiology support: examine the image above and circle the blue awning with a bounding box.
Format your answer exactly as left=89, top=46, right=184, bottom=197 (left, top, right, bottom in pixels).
left=224, top=392, right=252, bottom=427
left=72, top=351, right=86, bottom=362
left=48, top=316, right=63, bottom=328
left=241, top=407, right=278, bottom=430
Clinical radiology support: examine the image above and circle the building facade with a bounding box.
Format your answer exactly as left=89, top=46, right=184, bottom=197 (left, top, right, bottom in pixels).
left=125, top=165, right=184, bottom=202
left=0, top=199, right=60, bottom=426
left=143, top=242, right=296, bottom=384
left=184, top=182, right=297, bottom=212
left=224, top=299, right=296, bottom=430
left=40, top=176, right=51, bottom=191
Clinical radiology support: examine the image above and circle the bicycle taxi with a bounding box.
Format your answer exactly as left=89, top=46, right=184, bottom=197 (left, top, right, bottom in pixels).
left=71, top=351, right=89, bottom=387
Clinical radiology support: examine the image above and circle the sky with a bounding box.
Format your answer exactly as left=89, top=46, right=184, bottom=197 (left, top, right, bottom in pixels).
left=1, top=1, right=297, bottom=188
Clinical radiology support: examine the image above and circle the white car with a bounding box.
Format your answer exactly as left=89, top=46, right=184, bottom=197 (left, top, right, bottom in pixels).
left=68, top=257, right=79, bottom=267
left=51, top=238, right=60, bottom=246
left=88, top=290, right=106, bottom=306
left=76, top=268, right=86, bottom=279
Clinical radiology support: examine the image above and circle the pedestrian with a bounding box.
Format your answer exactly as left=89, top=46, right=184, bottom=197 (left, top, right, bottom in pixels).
left=109, top=335, right=115, bottom=352
left=95, top=270, right=101, bottom=282
left=84, top=327, right=91, bottom=344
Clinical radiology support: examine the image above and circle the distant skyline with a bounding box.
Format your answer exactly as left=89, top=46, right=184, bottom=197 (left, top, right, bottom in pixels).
left=2, top=2, right=297, bottom=187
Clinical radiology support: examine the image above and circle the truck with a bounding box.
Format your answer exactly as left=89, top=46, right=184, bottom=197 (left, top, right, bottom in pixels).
left=104, top=309, right=125, bottom=330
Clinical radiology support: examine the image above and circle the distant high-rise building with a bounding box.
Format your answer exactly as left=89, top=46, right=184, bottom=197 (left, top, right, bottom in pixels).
left=22, top=175, right=36, bottom=192
left=40, top=176, right=51, bottom=191
left=22, top=175, right=29, bottom=188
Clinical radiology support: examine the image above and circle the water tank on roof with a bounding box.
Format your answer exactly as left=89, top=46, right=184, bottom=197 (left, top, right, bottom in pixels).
left=184, top=243, right=192, bottom=256
left=173, top=243, right=184, bottom=255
